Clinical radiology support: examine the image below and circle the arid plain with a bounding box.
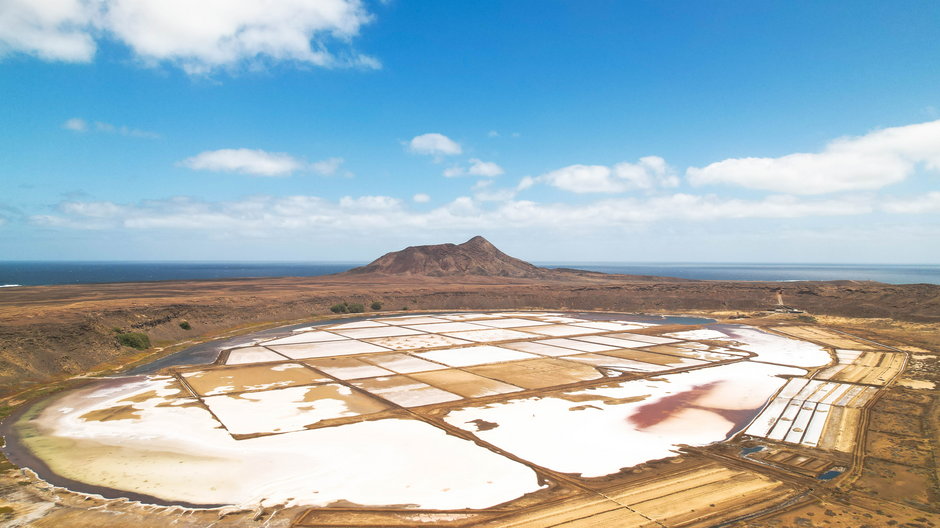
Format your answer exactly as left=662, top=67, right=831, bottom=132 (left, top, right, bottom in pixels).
left=0, top=239, right=938, bottom=527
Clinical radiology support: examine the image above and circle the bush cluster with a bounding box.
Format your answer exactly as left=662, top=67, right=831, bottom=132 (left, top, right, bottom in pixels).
left=330, top=301, right=365, bottom=314
left=179, top=321, right=192, bottom=330
left=330, top=300, right=385, bottom=314
left=116, top=332, right=150, bottom=350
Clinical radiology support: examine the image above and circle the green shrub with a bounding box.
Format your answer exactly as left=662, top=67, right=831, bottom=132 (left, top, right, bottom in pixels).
left=796, top=314, right=817, bottom=323
left=330, top=303, right=349, bottom=314
left=116, top=332, right=150, bottom=350
left=179, top=321, right=192, bottom=330
left=402, top=306, right=409, bottom=311
left=347, top=302, right=365, bottom=313
left=370, top=301, right=383, bottom=311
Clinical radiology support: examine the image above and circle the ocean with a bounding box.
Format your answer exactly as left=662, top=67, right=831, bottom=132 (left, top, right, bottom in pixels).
left=0, top=261, right=937, bottom=287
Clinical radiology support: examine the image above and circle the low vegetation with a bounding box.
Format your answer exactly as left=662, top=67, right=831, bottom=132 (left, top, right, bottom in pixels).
left=115, top=332, right=150, bottom=350
left=179, top=321, right=192, bottom=330
left=371, top=301, right=383, bottom=311
left=330, top=301, right=366, bottom=314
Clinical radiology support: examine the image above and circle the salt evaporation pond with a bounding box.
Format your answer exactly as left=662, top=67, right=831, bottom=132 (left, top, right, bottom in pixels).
left=2, top=311, right=841, bottom=511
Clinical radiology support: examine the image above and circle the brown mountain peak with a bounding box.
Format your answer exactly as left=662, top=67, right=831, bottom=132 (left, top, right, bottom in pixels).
left=346, top=236, right=549, bottom=278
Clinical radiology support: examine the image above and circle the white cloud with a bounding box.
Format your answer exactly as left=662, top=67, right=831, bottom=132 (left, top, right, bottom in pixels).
left=29, top=192, right=881, bottom=235
left=407, top=133, right=462, bottom=157
left=467, top=158, right=504, bottom=177
left=443, top=166, right=465, bottom=178
left=532, top=156, right=677, bottom=194
left=443, top=158, right=504, bottom=178
left=487, top=130, right=500, bottom=138
left=62, top=117, right=87, bottom=131
left=688, top=119, right=940, bottom=194
left=0, top=0, right=377, bottom=74
left=881, top=191, right=940, bottom=214
left=181, top=148, right=304, bottom=177
left=412, top=193, right=431, bottom=203
left=309, top=157, right=345, bottom=176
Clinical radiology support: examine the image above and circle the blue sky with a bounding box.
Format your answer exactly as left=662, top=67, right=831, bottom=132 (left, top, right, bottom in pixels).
left=1, top=1, right=939, bottom=263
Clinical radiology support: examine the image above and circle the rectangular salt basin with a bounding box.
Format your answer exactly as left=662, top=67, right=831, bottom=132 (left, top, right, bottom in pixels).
left=334, top=326, right=426, bottom=339
left=581, top=335, right=655, bottom=349
left=304, top=357, right=395, bottom=380
left=533, top=316, right=591, bottom=324
left=768, top=401, right=804, bottom=441
left=512, top=324, right=598, bottom=337
left=363, top=353, right=448, bottom=374
left=352, top=375, right=463, bottom=407
left=376, top=316, right=451, bottom=325
left=403, top=322, right=490, bottom=333
left=472, top=318, right=550, bottom=329
left=536, top=338, right=619, bottom=353
left=801, top=403, right=830, bottom=447
left=411, top=370, right=522, bottom=398
left=181, top=363, right=331, bottom=396
left=225, top=347, right=289, bottom=365
left=439, top=313, right=500, bottom=321
left=416, top=346, right=537, bottom=367
left=607, top=332, right=680, bottom=345
left=571, top=321, right=646, bottom=331
left=261, top=331, right=348, bottom=346
left=364, top=333, right=473, bottom=351
left=663, top=329, right=731, bottom=340
left=501, top=341, right=587, bottom=357
left=745, top=397, right=790, bottom=438
left=784, top=403, right=817, bottom=443
left=443, top=328, right=537, bottom=343
left=203, top=383, right=389, bottom=436
left=574, top=335, right=658, bottom=348
left=466, top=358, right=605, bottom=389
left=599, top=349, right=708, bottom=368
left=777, top=378, right=811, bottom=400
left=562, top=354, right=670, bottom=373
left=269, top=340, right=391, bottom=359
left=325, top=320, right=389, bottom=330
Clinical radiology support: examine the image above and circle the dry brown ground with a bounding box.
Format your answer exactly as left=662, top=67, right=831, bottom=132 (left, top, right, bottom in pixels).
left=0, top=273, right=937, bottom=397
left=0, top=274, right=938, bottom=527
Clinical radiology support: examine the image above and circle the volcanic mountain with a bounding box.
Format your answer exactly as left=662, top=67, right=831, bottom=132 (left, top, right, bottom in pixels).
left=346, top=236, right=552, bottom=278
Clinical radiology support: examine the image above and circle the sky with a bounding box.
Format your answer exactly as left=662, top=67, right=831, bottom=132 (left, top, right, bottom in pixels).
left=1, top=1, right=939, bottom=263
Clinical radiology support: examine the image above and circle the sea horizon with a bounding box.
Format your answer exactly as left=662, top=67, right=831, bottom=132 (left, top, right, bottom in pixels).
left=1, top=260, right=938, bottom=287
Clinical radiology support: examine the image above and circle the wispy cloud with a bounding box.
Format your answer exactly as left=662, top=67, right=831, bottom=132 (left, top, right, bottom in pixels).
left=444, top=158, right=504, bottom=178
left=62, top=117, right=160, bottom=139
left=687, top=119, right=940, bottom=194
left=29, top=192, right=883, bottom=236
left=0, top=0, right=378, bottom=74
left=521, top=156, right=678, bottom=194
left=180, top=149, right=347, bottom=178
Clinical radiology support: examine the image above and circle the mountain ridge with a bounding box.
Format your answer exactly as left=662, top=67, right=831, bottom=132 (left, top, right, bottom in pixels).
left=345, top=236, right=553, bottom=278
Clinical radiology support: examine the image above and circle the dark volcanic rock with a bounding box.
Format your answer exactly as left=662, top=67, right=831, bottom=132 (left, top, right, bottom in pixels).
left=346, top=236, right=552, bottom=278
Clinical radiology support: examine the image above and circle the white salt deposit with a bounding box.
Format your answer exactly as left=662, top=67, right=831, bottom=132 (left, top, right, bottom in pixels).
left=35, top=377, right=540, bottom=509
left=443, top=328, right=537, bottom=343
left=473, top=318, right=550, bottom=328
left=364, top=334, right=473, bottom=351
left=334, top=326, right=426, bottom=339
left=535, top=338, right=619, bottom=353
left=202, top=385, right=367, bottom=435
left=261, top=331, right=347, bottom=346
left=364, top=353, right=448, bottom=374
left=717, top=326, right=831, bottom=368
left=404, top=322, right=490, bottom=333
left=444, top=361, right=802, bottom=477
left=269, top=340, right=390, bottom=359
left=225, top=347, right=288, bottom=365
left=513, top=324, right=597, bottom=337
left=664, top=329, right=731, bottom=340
left=416, top=346, right=537, bottom=367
